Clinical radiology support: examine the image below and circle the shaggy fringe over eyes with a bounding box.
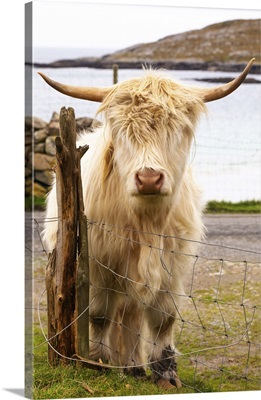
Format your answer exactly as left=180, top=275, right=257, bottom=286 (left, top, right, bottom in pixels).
left=96, top=71, right=206, bottom=181
left=97, top=71, right=206, bottom=144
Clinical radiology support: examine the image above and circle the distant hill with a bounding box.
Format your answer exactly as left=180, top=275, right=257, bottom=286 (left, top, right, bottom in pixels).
left=103, top=19, right=260, bottom=64
left=33, top=19, right=261, bottom=73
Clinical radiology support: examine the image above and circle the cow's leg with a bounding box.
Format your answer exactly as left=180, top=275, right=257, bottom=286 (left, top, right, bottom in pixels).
left=89, top=286, right=118, bottom=363
left=116, top=300, right=148, bottom=377
left=146, top=294, right=182, bottom=388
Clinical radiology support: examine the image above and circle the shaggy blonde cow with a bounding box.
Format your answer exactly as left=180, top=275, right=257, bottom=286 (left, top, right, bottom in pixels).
left=40, top=59, right=254, bottom=388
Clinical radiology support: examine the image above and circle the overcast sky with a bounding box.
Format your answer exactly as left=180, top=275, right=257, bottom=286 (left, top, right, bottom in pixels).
left=32, top=0, right=260, bottom=51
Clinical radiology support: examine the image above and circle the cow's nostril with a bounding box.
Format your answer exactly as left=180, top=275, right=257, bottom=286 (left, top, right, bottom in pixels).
left=136, top=168, right=164, bottom=194
left=136, top=174, right=143, bottom=186
left=155, top=174, right=164, bottom=187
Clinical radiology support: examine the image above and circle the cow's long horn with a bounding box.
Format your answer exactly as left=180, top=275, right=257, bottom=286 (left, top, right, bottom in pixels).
left=198, top=58, right=255, bottom=103
left=38, top=72, right=112, bottom=102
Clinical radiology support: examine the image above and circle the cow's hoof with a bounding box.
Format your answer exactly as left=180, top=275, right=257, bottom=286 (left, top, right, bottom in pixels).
left=151, top=346, right=182, bottom=389
left=157, top=378, right=177, bottom=389
left=169, top=372, right=182, bottom=389
left=155, top=372, right=182, bottom=389
left=162, top=369, right=182, bottom=389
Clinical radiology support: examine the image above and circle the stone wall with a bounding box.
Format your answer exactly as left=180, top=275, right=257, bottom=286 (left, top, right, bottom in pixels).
left=25, top=112, right=98, bottom=198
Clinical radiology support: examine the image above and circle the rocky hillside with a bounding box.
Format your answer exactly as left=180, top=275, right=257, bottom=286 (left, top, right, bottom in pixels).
left=33, top=19, right=260, bottom=72
left=103, top=19, right=260, bottom=65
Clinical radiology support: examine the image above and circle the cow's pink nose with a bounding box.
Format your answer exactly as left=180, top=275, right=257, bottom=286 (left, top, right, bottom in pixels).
left=136, top=168, right=164, bottom=195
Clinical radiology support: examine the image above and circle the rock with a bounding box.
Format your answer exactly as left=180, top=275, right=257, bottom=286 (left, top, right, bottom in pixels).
left=25, top=113, right=101, bottom=203
left=33, top=182, right=48, bottom=197
left=45, top=136, right=56, bottom=156
left=50, top=111, right=59, bottom=121
left=35, top=170, right=53, bottom=186
left=34, top=143, right=45, bottom=153
left=76, top=117, right=101, bottom=133
left=47, top=112, right=60, bottom=136
left=34, top=128, right=47, bottom=144
left=33, top=153, right=56, bottom=171
left=25, top=116, right=47, bottom=131
left=48, top=120, right=60, bottom=136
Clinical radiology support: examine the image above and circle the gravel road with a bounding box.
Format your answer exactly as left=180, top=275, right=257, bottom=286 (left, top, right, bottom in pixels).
left=25, top=212, right=261, bottom=264
left=200, top=214, right=261, bottom=263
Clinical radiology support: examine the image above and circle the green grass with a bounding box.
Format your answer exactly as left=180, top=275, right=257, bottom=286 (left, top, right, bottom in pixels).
left=33, top=328, right=180, bottom=399
left=33, top=329, right=214, bottom=399
left=33, top=323, right=260, bottom=399
left=25, top=196, right=46, bottom=211
left=205, top=200, right=261, bottom=214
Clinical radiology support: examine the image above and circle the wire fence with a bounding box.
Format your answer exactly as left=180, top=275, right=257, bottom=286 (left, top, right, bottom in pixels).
left=25, top=212, right=261, bottom=393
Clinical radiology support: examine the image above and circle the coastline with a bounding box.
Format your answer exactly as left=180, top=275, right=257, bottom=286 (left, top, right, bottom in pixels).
left=28, top=58, right=261, bottom=74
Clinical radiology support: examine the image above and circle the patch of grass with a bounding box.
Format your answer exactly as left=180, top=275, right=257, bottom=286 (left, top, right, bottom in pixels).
left=25, top=196, right=46, bottom=211
left=173, top=267, right=261, bottom=394
left=33, top=292, right=261, bottom=400
left=205, top=200, right=261, bottom=214
left=33, top=329, right=180, bottom=399
left=33, top=323, right=221, bottom=398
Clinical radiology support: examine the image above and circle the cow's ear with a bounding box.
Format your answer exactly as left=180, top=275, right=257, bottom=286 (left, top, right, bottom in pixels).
left=103, top=142, right=114, bottom=181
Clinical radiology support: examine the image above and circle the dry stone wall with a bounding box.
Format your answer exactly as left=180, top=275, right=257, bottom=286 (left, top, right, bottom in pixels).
left=25, top=112, right=98, bottom=198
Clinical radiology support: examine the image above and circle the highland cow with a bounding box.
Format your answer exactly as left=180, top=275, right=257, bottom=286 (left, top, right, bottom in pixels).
left=40, top=59, right=254, bottom=388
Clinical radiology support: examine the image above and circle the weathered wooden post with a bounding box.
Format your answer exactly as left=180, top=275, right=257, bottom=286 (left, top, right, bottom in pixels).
left=76, top=146, right=90, bottom=359
left=113, top=64, right=118, bottom=84
left=45, top=107, right=89, bottom=365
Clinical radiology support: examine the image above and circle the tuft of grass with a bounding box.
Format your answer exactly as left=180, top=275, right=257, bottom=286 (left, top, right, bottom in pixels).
left=25, top=196, right=46, bottom=211
left=205, top=200, right=261, bottom=214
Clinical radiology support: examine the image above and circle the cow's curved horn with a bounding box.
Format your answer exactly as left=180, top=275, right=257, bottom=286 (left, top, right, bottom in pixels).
left=198, top=58, right=255, bottom=103
left=38, top=72, right=112, bottom=102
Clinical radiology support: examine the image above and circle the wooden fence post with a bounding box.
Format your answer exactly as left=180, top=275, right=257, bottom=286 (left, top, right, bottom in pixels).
left=76, top=146, right=90, bottom=359
left=113, top=64, right=118, bottom=84
left=45, top=106, right=114, bottom=371
left=45, top=107, right=89, bottom=365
